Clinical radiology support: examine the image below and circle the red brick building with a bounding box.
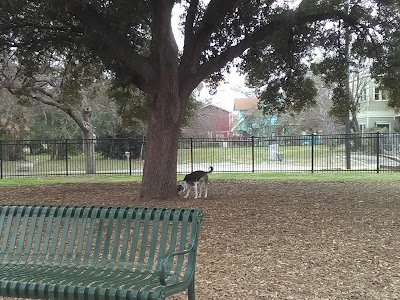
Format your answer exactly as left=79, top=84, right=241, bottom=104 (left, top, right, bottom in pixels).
left=182, top=104, right=234, bottom=138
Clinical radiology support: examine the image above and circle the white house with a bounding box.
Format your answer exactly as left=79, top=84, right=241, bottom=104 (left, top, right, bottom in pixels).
left=351, top=68, right=399, bottom=132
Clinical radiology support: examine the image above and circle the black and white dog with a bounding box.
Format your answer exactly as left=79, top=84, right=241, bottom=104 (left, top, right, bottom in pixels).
left=177, top=166, right=213, bottom=199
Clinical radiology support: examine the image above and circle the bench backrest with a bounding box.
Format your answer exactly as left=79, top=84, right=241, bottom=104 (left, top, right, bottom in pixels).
left=0, top=205, right=202, bottom=276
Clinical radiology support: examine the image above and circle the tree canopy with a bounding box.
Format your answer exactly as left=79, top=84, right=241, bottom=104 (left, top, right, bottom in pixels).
left=1, top=0, right=399, bottom=199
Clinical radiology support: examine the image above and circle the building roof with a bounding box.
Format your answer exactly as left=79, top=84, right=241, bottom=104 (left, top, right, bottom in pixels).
left=233, top=98, right=258, bottom=111
left=200, top=104, right=231, bottom=113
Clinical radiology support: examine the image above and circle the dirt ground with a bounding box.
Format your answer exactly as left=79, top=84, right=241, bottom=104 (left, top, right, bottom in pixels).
left=0, top=179, right=400, bottom=300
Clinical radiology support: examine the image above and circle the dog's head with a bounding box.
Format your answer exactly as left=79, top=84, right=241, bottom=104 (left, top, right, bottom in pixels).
left=177, top=180, right=187, bottom=193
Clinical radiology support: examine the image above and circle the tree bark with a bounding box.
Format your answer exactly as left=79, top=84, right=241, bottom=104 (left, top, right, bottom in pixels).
left=140, top=96, right=182, bottom=200
left=139, top=0, right=183, bottom=200
left=81, top=104, right=96, bottom=174
left=139, top=47, right=184, bottom=199
left=83, top=128, right=96, bottom=174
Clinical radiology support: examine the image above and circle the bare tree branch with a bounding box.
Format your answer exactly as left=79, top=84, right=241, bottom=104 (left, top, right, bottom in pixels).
left=5, top=84, right=90, bottom=133
left=186, top=0, right=240, bottom=65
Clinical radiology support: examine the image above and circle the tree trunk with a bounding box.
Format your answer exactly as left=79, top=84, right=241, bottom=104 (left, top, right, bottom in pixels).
left=82, top=103, right=96, bottom=174
left=139, top=0, right=184, bottom=200
left=139, top=91, right=183, bottom=200
left=83, top=128, right=96, bottom=174
left=350, top=110, right=360, bottom=133
left=140, top=121, right=181, bottom=200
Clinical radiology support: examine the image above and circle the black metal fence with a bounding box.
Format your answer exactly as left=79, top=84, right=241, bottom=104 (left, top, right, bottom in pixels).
left=1, top=133, right=400, bottom=179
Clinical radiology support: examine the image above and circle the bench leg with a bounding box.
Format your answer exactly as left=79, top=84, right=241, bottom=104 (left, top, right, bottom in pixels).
left=188, top=278, right=195, bottom=300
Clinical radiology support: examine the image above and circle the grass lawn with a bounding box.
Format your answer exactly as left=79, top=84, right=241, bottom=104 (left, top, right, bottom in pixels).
left=1, top=144, right=356, bottom=175
left=1, top=172, right=400, bottom=186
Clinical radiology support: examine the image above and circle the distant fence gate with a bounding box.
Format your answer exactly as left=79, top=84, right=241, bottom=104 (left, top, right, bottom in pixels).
left=1, top=133, right=400, bottom=179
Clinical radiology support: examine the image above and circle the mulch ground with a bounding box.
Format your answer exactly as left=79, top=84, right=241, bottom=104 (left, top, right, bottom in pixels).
left=0, top=179, right=399, bottom=299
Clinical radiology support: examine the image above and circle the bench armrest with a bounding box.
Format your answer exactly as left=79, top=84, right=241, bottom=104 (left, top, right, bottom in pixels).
left=159, top=243, right=195, bottom=286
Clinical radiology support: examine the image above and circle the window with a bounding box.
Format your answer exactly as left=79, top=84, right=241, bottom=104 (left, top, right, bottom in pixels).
left=376, top=123, right=390, bottom=132
left=359, top=124, right=366, bottom=133
left=375, top=88, right=380, bottom=101
left=374, top=87, right=388, bottom=101
left=361, top=88, right=367, bottom=102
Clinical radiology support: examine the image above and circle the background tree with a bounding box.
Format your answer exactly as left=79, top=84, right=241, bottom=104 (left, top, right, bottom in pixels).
left=0, top=88, right=35, bottom=160
left=280, top=75, right=343, bottom=135
left=1, top=0, right=398, bottom=199
left=0, top=51, right=148, bottom=170
left=0, top=88, right=33, bottom=141
left=307, top=1, right=399, bottom=132
left=29, top=107, right=82, bottom=141
left=0, top=52, right=105, bottom=173
left=348, top=62, right=373, bottom=133
left=372, top=2, right=400, bottom=109
left=241, top=107, right=277, bottom=137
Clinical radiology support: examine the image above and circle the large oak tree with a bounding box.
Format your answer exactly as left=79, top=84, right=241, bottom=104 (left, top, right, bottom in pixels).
left=1, top=0, right=398, bottom=199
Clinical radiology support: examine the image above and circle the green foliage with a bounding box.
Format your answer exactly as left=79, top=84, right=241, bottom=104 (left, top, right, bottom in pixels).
left=29, top=107, right=81, bottom=140
left=240, top=0, right=398, bottom=120
left=1, top=0, right=398, bottom=120
left=310, top=1, right=399, bottom=122
left=0, top=1, right=150, bottom=82
left=96, top=137, right=144, bottom=160
left=372, top=29, right=400, bottom=108
left=242, top=20, right=318, bottom=115
left=107, top=84, right=147, bottom=132
left=328, top=84, right=351, bottom=120
left=182, top=94, right=203, bottom=127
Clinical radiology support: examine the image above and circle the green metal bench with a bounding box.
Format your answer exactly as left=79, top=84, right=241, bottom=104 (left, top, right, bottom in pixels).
left=0, top=205, right=203, bottom=300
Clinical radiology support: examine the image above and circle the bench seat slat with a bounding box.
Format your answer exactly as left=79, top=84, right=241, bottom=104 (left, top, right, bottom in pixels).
left=0, top=265, right=164, bottom=298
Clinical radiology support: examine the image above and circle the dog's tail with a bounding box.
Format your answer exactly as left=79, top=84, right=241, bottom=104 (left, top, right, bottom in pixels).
left=208, top=166, right=213, bottom=173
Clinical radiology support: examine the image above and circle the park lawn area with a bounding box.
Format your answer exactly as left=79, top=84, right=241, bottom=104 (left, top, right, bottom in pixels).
left=178, top=144, right=334, bottom=165
left=1, top=144, right=347, bottom=175
left=0, top=176, right=399, bottom=299
left=1, top=171, right=400, bottom=186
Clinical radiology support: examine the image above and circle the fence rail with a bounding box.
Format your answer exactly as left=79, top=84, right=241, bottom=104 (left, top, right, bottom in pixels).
left=1, top=133, right=400, bottom=179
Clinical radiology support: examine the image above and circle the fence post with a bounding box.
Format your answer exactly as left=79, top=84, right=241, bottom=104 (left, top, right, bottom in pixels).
left=129, top=138, right=132, bottom=176
left=311, top=134, right=315, bottom=173
left=376, top=132, right=380, bottom=174
left=190, top=138, right=194, bottom=173
left=251, top=136, right=255, bottom=173
left=0, top=140, right=2, bottom=179
left=65, top=139, right=69, bottom=176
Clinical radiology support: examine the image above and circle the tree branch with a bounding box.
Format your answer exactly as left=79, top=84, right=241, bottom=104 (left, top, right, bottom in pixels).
left=184, top=0, right=240, bottom=65
left=184, top=0, right=199, bottom=47
left=180, top=0, right=200, bottom=67
left=189, top=9, right=370, bottom=88
left=147, top=0, right=180, bottom=108
left=0, top=21, right=82, bottom=35
left=6, top=83, right=89, bottom=132
left=28, top=86, right=55, bottom=100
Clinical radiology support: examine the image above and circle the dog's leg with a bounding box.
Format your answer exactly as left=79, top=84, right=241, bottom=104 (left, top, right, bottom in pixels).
left=194, top=182, right=198, bottom=199
left=199, top=178, right=207, bottom=198
left=198, top=182, right=203, bottom=198
left=204, top=183, right=208, bottom=198
left=184, top=186, right=191, bottom=198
